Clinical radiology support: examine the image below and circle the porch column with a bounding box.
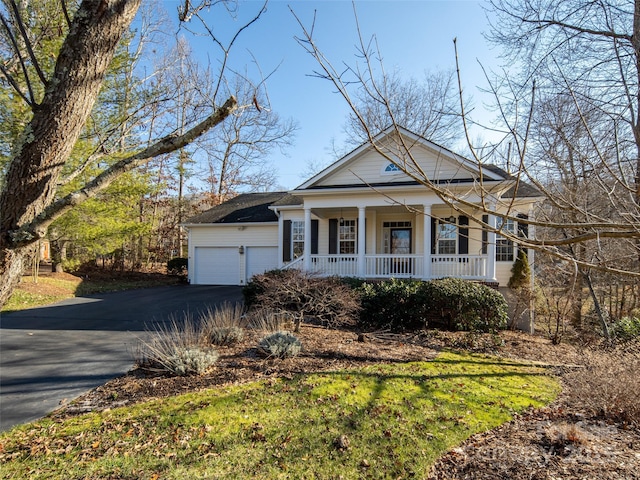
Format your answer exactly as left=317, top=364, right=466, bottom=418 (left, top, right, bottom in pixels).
left=304, top=207, right=312, bottom=271
left=358, top=206, right=366, bottom=277
left=487, top=209, right=497, bottom=282
left=277, top=210, right=284, bottom=268
left=423, top=204, right=431, bottom=279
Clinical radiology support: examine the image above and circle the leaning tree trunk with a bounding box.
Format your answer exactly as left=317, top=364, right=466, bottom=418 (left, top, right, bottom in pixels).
left=0, top=0, right=142, bottom=307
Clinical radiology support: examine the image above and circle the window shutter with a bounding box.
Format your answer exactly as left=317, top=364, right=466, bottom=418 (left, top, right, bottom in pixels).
left=481, top=215, right=488, bottom=255
left=311, top=219, right=319, bottom=255
left=431, top=218, right=437, bottom=254
left=283, top=220, right=292, bottom=262
left=329, top=219, right=338, bottom=254
left=517, top=213, right=528, bottom=257
left=458, top=216, right=469, bottom=255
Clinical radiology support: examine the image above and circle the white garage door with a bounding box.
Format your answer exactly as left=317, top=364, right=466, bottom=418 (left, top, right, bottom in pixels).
left=194, top=247, right=239, bottom=285
left=246, top=246, right=278, bottom=281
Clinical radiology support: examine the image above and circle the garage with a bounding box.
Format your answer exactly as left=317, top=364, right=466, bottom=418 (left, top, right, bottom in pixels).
left=184, top=192, right=286, bottom=286
left=193, top=247, right=239, bottom=285
left=246, top=246, right=278, bottom=282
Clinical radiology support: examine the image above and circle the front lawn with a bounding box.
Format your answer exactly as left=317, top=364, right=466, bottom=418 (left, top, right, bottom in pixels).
left=0, top=351, right=559, bottom=479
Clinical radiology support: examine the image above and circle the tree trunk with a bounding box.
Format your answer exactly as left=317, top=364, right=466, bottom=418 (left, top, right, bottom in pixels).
left=0, top=0, right=141, bottom=307
left=0, top=247, right=28, bottom=306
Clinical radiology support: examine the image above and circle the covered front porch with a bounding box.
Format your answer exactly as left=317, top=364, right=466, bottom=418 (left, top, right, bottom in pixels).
left=277, top=200, right=501, bottom=283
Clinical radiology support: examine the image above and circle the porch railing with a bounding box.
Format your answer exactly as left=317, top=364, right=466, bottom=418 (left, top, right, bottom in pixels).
left=430, top=255, right=487, bottom=279
left=285, top=254, right=488, bottom=280
left=308, top=255, right=359, bottom=277
left=365, top=254, right=423, bottom=278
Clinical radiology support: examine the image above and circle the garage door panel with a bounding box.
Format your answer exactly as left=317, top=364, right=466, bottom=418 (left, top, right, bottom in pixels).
left=194, top=247, right=239, bottom=285
left=246, top=247, right=278, bottom=281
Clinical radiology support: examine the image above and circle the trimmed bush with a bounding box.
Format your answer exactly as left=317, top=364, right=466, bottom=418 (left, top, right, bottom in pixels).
left=167, top=257, right=188, bottom=276
left=508, top=249, right=531, bottom=290
left=357, top=278, right=508, bottom=333
left=258, top=331, right=302, bottom=359
left=425, top=278, right=508, bottom=332
left=358, top=278, right=429, bottom=331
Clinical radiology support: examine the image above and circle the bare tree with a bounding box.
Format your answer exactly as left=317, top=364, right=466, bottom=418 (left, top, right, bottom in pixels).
left=343, top=69, right=462, bottom=149
left=0, top=0, right=266, bottom=306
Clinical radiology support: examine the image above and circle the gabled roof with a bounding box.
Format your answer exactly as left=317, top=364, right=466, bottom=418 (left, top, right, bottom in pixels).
left=184, top=192, right=290, bottom=225
left=295, top=126, right=507, bottom=190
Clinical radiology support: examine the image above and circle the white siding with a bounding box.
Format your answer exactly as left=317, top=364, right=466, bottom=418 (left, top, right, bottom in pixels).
left=315, top=145, right=476, bottom=187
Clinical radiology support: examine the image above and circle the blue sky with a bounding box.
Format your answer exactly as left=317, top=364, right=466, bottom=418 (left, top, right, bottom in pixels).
left=160, top=0, right=503, bottom=189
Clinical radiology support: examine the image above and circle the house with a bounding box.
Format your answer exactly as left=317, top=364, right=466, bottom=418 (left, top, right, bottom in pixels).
left=183, top=127, right=540, bottom=288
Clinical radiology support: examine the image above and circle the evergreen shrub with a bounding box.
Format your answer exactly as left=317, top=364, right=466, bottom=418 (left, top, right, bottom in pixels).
left=258, top=331, right=302, bottom=358
left=357, top=277, right=508, bottom=333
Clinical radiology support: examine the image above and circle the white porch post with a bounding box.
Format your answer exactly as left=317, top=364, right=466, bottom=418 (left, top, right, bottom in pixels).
left=277, top=209, right=283, bottom=268
left=487, top=210, right=497, bottom=282
left=304, top=207, right=312, bottom=272
left=423, top=204, right=431, bottom=280
left=358, top=206, right=366, bottom=277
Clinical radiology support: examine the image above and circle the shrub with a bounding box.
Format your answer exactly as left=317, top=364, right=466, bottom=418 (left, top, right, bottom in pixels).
left=244, top=269, right=360, bottom=329
left=358, top=278, right=429, bottom=331
left=201, top=302, right=246, bottom=345
left=610, top=316, right=640, bottom=342
left=508, top=249, right=531, bottom=290
left=357, top=278, right=508, bottom=333
left=426, top=278, right=508, bottom=333
left=167, top=257, right=188, bottom=276
left=135, top=313, right=218, bottom=376
left=166, top=347, right=219, bottom=375
left=258, top=331, right=302, bottom=359
left=563, top=343, right=640, bottom=428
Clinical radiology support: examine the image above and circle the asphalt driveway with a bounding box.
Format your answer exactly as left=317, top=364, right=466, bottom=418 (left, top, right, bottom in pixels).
left=0, top=285, right=243, bottom=432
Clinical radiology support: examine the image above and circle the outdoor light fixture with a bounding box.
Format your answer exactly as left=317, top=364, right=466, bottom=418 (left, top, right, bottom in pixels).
left=238, top=246, right=244, bottom=254
left=339, top=208, right=344, bottom=225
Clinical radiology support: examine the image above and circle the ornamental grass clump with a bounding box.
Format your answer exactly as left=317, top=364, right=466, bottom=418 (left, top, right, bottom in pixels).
left=201, top=302, right=246, bottom=346
left=258, top=331, right=302, bottom=359
left=136, top=313, right=219, bottom=376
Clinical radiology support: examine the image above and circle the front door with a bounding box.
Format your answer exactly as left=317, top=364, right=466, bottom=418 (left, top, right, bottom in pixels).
left=391, top=228, right=411, bottom=254
left=390, top=228, right=412, bottom=274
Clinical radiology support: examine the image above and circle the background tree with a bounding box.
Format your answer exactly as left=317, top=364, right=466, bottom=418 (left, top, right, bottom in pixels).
left=0, top=0, right=269, bottom=307
left=343, top=69, right=462, bottom=149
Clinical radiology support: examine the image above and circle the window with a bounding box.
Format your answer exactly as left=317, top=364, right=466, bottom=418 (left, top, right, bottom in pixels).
left=436, top=219, right=457, bottom=255
left=339, top=219, right=356, bottom=254
left=496, top=218, right=515, bottom=262
left=291, top=220, right=304, bottom=259
left=383, top=162, right=400, bottom=172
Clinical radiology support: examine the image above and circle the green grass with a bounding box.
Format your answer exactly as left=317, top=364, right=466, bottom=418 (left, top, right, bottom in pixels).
left=1, top=277, right=81, bottom=312
left=0, top=352, right=559, bottom=479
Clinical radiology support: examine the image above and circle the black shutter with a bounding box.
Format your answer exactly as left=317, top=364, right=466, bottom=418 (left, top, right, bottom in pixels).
left=283, top=220, right=292, bottom=262
left=517, top=213, right=528, bottom=257
left=458, top=216, right=469, bottom=255
left=311, top=219, right=319, bottom=255
left=481, top=215, right=488, bottom=255
left=431, top=218, right=437, bottom=254
left=329, top=219, right=338, bottom=254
